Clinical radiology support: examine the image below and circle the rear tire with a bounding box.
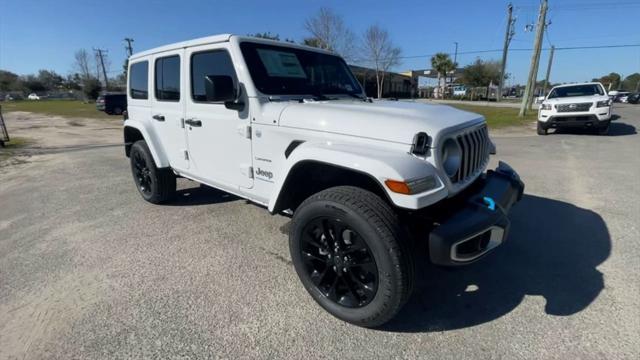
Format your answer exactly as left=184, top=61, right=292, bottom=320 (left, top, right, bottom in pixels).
left=537, top=122, right=548, bottom=135
left=129, top=140, right=176, bottom=204
left=113, top=107, right=123, bottom=115
left=289, top=186, right=413, bottom=328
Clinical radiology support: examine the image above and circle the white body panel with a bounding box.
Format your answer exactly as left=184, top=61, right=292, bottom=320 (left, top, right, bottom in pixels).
left=125, top=35, right=493, bottom=212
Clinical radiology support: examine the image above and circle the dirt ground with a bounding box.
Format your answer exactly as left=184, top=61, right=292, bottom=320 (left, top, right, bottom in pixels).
left=0, top=111, right=123, bottom=168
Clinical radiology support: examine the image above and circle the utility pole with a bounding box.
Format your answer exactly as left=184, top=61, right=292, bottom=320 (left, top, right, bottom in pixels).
left=498, top=3, right=516, bottom=102
left=519, top=0, right=547, bottom=117
left=94, top=48, right=109, bottom=89
left=124, top=38, right=134, bottom=57
left=450, top=42, right=458, bottom=93
left=542, top=45, right=555, bottom=96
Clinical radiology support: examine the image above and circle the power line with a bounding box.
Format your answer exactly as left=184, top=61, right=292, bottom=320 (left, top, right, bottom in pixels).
left=362, top=43, right=640, bottom=62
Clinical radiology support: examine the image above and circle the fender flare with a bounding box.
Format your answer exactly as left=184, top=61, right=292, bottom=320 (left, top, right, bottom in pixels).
left=268, top=141, right=447, bottom=212
left=124, top=120, right=170, bottom=168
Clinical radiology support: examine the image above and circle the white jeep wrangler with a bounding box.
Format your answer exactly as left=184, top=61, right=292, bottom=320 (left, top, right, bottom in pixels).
left=537, top=82, right=612, bottom=135
left=123, top=34, right=525, bottom=327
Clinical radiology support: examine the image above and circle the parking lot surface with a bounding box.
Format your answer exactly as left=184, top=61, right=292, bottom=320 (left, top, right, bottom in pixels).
left=1, top=105, right=639, bottom=359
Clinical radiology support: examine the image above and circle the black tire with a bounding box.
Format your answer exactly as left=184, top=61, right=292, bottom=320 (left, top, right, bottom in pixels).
left=129, top=140, right=176, bottom=204
left=113, top=107, right=123, bottom=115
left=537, top=122, right=548, bottom=135
left=597, top=122, right=610, bottom=135
left=289, top=186, right=414, bottom=327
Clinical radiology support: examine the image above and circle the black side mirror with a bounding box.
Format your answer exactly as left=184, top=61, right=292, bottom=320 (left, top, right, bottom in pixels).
left=204, top=75, right=244, bottom=110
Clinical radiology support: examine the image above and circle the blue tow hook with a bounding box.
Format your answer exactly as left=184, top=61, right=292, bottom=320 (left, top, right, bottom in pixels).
left=482, top=196, right=496, bottom=211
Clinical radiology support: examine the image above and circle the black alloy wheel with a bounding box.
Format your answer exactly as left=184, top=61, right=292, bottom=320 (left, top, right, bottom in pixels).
left=132, top=149, right=153, bottom=197
left=289, top=186, right=414, bottom=327
left=129, top=140, right=176, bottom=204
left=300, top=217, right=378, bottom=308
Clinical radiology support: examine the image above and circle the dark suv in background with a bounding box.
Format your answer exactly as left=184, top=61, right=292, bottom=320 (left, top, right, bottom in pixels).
left=96, top=93, right=127, bottom=115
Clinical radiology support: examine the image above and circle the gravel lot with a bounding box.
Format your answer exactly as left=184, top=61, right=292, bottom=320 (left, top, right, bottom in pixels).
left=1, top=105, right=639, bottom=359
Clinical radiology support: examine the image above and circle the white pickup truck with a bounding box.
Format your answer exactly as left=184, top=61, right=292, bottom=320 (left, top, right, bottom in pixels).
left=537, top=82, right=612, bottom=135
left=123, top=34, right=524, bottom=327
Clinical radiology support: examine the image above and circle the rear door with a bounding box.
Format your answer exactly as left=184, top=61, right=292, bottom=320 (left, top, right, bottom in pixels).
left=184, top=44, right=253, bottom=189
left=151, top=50, right=189, bottom=171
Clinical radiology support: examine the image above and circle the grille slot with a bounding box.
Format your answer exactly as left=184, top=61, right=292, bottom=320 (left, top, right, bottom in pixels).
left=555, top=102, right=592, bottom=112
left=452, top=126, right=490, bottom=183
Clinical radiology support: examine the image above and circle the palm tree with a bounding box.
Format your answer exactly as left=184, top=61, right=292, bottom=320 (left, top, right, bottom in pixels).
left=430, top=53, right=456, bottom=99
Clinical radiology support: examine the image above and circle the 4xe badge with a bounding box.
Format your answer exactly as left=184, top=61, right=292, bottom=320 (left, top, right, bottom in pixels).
left=255, top=167, right=273, bottom=180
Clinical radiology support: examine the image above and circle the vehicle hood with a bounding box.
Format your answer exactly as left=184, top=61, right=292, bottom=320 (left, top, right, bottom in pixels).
left=277, top=100, right=484, bottom=145
left=544, top=95, right=607, bottom=104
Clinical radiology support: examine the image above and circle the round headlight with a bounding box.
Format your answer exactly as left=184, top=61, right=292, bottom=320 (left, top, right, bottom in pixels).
left=441, top=138, right=462, bottom=178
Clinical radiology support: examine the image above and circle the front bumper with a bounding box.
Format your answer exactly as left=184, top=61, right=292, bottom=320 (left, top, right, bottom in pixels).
left=428, top=161, right=524, bottom=266
left=538, top=108, right=611, bottom=125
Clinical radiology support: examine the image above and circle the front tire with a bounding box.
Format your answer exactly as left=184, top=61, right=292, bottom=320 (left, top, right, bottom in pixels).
left=537, top=121, right=548, bottom=135
left=129, top=140, right=176, bottom=204
left=597, top=121, right=610, bottom=135
left=289, top=186, right=413, bottom=327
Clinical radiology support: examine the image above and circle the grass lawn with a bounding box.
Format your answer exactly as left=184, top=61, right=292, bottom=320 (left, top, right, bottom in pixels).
left=0, top=100, right=114, bottom=120
left=448, top=104, right=537, bottom=128
left=0, top=137, right=32, bottom=162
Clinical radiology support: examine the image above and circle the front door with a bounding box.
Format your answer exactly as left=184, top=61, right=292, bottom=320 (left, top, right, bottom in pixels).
left=151, top=50, right=188, bottom=171
left=184, top=44, right=253, bottom=189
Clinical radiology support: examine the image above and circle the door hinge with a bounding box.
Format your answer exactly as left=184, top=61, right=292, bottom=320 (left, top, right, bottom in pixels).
left=240, top=164, right=253, bottom=179
left=238, top=124, right=251, bottom=139
left=180, top=118, right=185, bottom=128
left=184, top=150, right=189, bottom=160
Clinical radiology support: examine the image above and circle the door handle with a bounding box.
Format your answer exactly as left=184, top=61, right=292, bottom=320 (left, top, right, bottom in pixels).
left=185, top=119, right=202, bottom=127
left=152, top=114, right=165, bottom=121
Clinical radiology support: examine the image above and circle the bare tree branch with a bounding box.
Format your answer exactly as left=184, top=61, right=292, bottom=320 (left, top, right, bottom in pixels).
left=74, top=49, right=92, bottom=80
left=361, top=25, right=401, bottom=98
left=304, top=7, right=356, bottom=62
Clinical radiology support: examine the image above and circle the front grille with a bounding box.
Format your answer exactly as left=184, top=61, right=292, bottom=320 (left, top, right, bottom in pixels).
left=451, top=125, right=490, bottom=183
left=556, top=102, right=592, bottom=112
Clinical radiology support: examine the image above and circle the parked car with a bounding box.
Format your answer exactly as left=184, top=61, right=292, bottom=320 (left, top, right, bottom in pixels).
left=608, top=90, right=630, bottom=103
left=538, top=82, right=612, bottom=135
left=27, top=93, right=40, bottom=100
left=627, top=92, right=640, bottom=104
left=96, top=93, right=127, bottom=115
left=452, top=85, right=467, bottom=96
left=123, top=34, right=524, bottom=327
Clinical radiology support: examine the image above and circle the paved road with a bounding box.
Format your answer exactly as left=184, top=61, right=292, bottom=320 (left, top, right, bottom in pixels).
left=1, top=105, right=638, bottom=359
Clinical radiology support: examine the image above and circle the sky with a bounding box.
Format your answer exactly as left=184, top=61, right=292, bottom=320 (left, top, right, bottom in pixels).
left=1, top=0, right=639, bottom=85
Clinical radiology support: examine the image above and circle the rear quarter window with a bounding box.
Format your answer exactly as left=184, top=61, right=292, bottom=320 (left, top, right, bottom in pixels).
left=129, top=61, right=149, bottom=99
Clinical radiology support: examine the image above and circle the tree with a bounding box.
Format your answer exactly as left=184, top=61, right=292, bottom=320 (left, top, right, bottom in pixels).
left=593, top=72, right=622, bottom=90
left=458, top=59, right=504, bottom=100
left=74, top=49, right=92, bottom=80
left=361, top=25, right=402, bottom=99
left=21, top=75, right=46, bottom=93
left=0, top=70, right=20, bottom=92
left=82, top=77, right=102, bottom=100
left=622, top=73, right=640, bottom=91
left=430, top=53, right=456, bottom=99
left=249, top=32, right=295, bottom=43
left=302, top=37, right=323, bottom=48
left=304, top=7, right=355, bottom=61
left=37, top=70, right=64, bottom=90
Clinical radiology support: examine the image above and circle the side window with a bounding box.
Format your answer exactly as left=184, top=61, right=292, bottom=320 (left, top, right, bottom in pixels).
left=191, top=50, right=236, bottom=102
left=129, top=61, right=149, bottom=99
left=155, top=55, right=181, bottom=101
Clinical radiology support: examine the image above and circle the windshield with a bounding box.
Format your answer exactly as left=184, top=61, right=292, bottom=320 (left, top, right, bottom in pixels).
left=240, top=42, right=363, bottom=97
left=548, top=84, right=604, bottom=99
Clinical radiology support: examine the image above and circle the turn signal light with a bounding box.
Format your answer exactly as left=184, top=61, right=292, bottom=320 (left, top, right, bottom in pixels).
left=385, top=180, right=411, bottom=194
